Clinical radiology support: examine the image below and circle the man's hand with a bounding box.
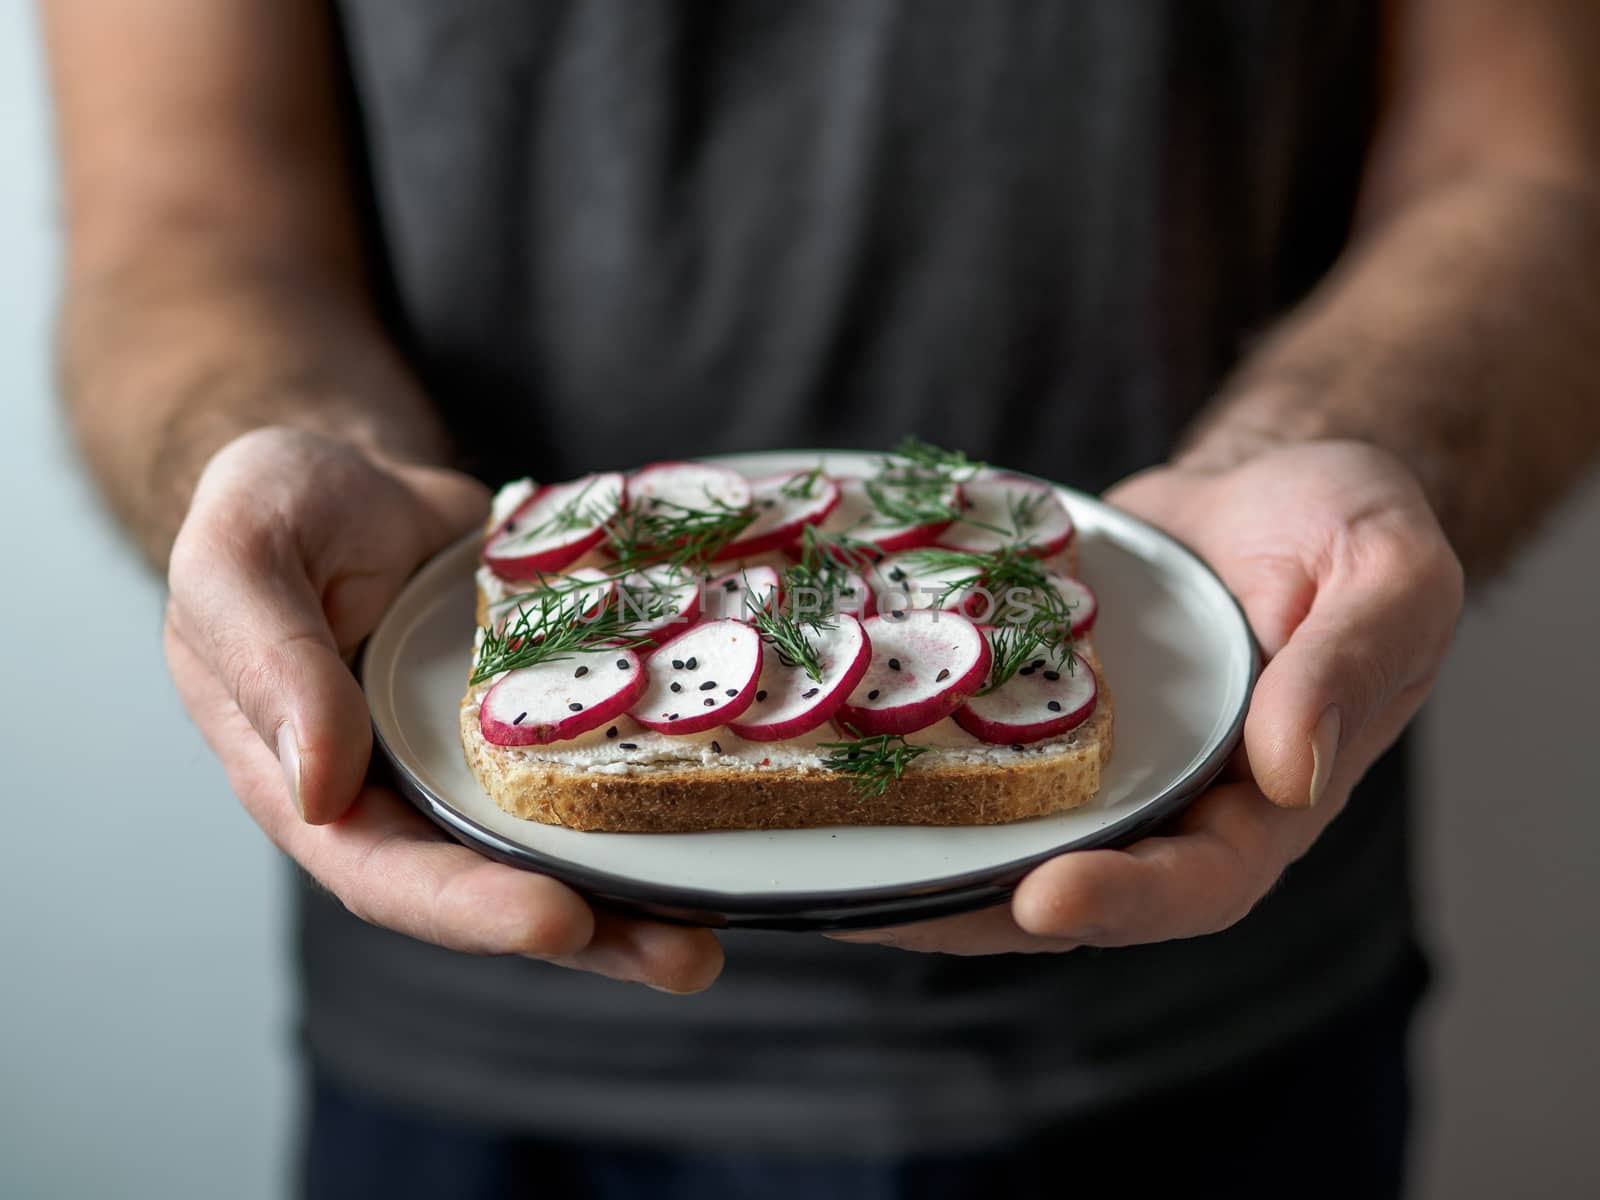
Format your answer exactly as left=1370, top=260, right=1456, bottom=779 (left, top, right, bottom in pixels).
left=832, top=440, right=1463, bottom=953
left=165, top=427, right=723, bottom=990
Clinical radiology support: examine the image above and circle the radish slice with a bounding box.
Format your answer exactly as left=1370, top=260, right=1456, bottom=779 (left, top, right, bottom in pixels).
left=480, top=647, right=648, bottom=746
left=626, top=461, right=752, bottom=516
left=701, top=565, right=781, bottom=622
left=630, top=620, right=763, bottom=734
left=714, top=470, right=840, bottom=560
left=835, top=610, right=991, bottom=736
left=483, top=472, right=625, bottom=579
left=728, top=614, right=871, bottom=742
left=937, top=475, right=1073, bottom=557
left=616, top=565, right=701, bottom=642
left=487, top=567, right=617, bottom=636
left=953, top=647, right=1097, bottom=745
left=873, top=552, right=978, bottom=613
left=813, top=477, right=960, bottom=557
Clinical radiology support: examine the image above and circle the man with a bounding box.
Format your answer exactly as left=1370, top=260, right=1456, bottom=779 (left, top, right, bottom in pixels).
left=43, top=1, right=1600, bottom=1196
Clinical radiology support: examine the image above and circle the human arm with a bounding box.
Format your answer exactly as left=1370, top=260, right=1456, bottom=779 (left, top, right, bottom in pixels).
left=44, top=0, right=721, bottom=988
left=835, top=0, right=1600, bottom=953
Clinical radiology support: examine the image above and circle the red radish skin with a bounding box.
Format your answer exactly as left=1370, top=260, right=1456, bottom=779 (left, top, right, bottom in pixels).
left=813, top=477, right=960, bottom=557
left=938, top=475, right=1074, bottom=558
left=480, top=647, right=648, bottom=746
left=702, top=565, right=781, bottom=622
left=483, top=472, right=625, bottom=579
left=728, top=614, right=871, bottom=742
left=836, top=610, right=991, bottom=736
left=631, top=619, right=763, bottom=735
left=617, top=565, right=701, bottom=642
left=953, top=647, right=1098, bottom=745
left=626, top=461, right=753, bottom=516
left=714, top=471, right=840, bottom=560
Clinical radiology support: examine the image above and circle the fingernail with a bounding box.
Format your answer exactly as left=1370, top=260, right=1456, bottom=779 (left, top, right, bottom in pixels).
left=1308, top=705, right=1341, bottom=808
left=277, top=724, right=304, bottom=818
left=826, top=930, right=898, bottom=945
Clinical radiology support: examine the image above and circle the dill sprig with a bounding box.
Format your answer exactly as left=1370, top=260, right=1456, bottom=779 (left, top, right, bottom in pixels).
left=748, top=585, right=833, bottom=683
left=900, top=546, right=1076, bottom=693
left=862, top=436, right=983, bottom=527
left=471, top=580, right=676, bottom=684
left=1007, top=488, right=1051, bottom=538
left=797, top=522, right=879, bottom=575
left=779, top=464, right=827, bottom=500
left=604, top=496, right=756, bottom=570
left=502, top=476, right=615, bottom=544
left=818, top=728, right=934, bottom=799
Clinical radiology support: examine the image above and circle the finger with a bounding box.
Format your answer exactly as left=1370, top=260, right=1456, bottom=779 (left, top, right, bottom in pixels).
left=1012, top=782, right=1323, bottom=944
left=1244, top=528, right=1461, bottom=810
left=827, top=903, right=1082, bottom=955
left=552, top=912, right=725, bottom=994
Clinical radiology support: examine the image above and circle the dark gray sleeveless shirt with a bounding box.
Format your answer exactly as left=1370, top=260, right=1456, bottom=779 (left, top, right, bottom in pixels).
left=306, top=0, right=1418, bottom=1152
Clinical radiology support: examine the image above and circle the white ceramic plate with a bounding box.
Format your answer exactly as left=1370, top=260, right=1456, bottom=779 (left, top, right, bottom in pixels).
left=362, top=451, right=1257, bottom=930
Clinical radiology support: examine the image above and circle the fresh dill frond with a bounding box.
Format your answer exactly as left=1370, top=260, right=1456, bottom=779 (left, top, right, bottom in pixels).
left=887, top=436, right=984, bottom=481
left=604, top=496, right=756, bottom=570
left=899, top=545, right=1076, bottom=692
left=748, top=582, right=833, bottom=683
left=1007, top=488, right=1051, bottom=537
left=779, top=463, right=827, bottom=500
left=503, top=476, right=615, bottom=544
left=818, top=728, right=933, bottom=799
left=471, top=579, right=676, bottom=684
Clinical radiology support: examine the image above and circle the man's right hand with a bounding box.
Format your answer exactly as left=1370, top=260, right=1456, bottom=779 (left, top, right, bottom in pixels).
left=164, top=427, right=724, bottom=991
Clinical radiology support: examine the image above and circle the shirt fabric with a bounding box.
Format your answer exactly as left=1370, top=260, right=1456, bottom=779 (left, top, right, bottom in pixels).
left=305, top=0, right=1420, bottom=1154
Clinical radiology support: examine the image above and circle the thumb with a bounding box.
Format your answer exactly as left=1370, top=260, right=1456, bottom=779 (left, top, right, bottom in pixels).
left=1241, top=547, right=1457, bottom=811
left=168, top=532, right=374, bottom=826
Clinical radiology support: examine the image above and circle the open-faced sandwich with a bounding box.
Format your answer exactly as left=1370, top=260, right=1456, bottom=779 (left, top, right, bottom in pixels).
left=459, top=441, right=1112, bottom=832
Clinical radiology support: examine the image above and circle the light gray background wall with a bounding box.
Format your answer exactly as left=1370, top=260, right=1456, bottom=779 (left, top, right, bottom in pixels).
left=2, top=5, right=1595, bottom=1197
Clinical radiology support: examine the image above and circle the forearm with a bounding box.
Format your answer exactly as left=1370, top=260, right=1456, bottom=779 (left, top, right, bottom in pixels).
left=1183, top=171, right=1600, bottom=576
left=60, top=246, right=453, bottom=568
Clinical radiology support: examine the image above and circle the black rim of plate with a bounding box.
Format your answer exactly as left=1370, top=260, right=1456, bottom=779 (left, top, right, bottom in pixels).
left=363, top=456, right=1260, bottom=932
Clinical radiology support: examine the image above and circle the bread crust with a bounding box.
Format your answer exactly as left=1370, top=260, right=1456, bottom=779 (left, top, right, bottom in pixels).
left=460, top=662, right=1113, bottom=833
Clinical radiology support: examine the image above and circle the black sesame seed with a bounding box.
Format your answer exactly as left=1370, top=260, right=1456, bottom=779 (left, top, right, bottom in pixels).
left=891, top=610, right=906, bottom=619
left=867, top=689, right=880, bottom=700
left=1019, top=666, right=1037, bottom=676
left=699, top=680, right=717, bottom=691
left=936, top=668, right=950, bottom=682
left=704, top=698, right=716, bottom=707
left=1011, top=743, right=1025, bottom=752
left=1043, top=670, right=1061, bottom=682
left=802, top=687, right=819, bottom=699
left=841, top=587, right=856, bottom=596
left=725, top=688, right=738, bottom=697
left=513, top=712, right=527, bottom=725
left=505, top=521, right=517, bottom=533
left=606, top=726, right=619, bottom=739
left=1047, top=700, right=1063, bottom=712
left=574, top=665, right=589, bottom=678
left=711, top=740, right=722, bottom=753
left=568, top=702, right=584, bottom=712
left=686, top=657, right=698, bottom=670
left=668, top=713, right=680, bottom=720
left=670, top=682, right=683, bottom=693
left=619, top=742, right=639, bottom=750
left=756, top=690, right=768, bottom=702
left=889, top=567, right=906, bottom=582
left=1031, top=658, right=1046, bottom=669
left=616, top=659, right=629, bottom=670
left=722, top=578, right=738, bottom=592
left=672, top=659, right=685, bottom=670
left=888, top=658, right=902, bottom=671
